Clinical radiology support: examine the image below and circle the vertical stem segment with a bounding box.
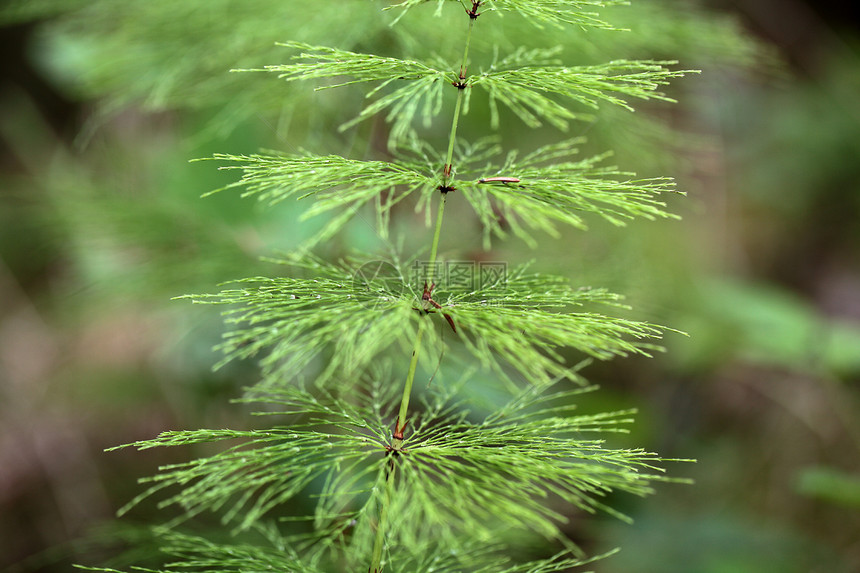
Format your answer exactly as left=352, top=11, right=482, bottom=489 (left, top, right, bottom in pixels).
left=395, top=322, right=424, bottom=444
left=443, top=88, right=466, bottom=186
left=443, top=18, right=475, bottom=187
left=425, top=192, right=448, bottom=287
left=395, top=6, right=472, bottom=446
left=370, top=12, right=476, bottom=573
left=369, top=462, right=396, bottom=573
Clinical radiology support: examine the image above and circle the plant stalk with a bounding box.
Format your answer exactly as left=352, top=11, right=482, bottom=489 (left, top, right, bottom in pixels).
left=425, top=192, right=448, bottom=286
left=368, top=462, right=396, bottom=573
left=370, top=13, right=475, bottom=573
left=396, top=323, right=424, bottom=438
left=443, top=18, right=474, bottom=186
left=395, top=4, right=472, bottom=444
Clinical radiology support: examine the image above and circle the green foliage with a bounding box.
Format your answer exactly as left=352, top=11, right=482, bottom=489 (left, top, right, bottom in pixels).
left=0, top=0, right=765, bottom=571
left=179, top=256, right=670, bottom=391
left=200, top=152, right=436, bottom=250
left=111, top=375, right=685, bottom=569
left=77, top=528, right=617, bottom=573
left=797, top=466, right=860, bottom=509
left=246, top=42, right=693, bottom=142
left=458, top=138, right=680, bottom=245
left=204, top=137, right=681, bottom=250
left=388, top=0, right=630, bottom=30
left=1, top=0, right=760, bottom=151
left=249, top=42, right=452, bottom=142
left=471, top=54, right=692, bottom=127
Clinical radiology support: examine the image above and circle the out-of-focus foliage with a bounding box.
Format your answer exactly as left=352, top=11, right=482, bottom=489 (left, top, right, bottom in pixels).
left=798, top=466, right=860, bottom=509
left=1, top=0, right=761, bottom=153
left=675, top=278, right=860, bottom=375
left=2, top=0, right=859, bottom=571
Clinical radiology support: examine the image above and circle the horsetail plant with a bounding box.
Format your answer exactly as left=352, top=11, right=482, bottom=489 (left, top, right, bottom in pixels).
left=97, top=1, right=698, bottom=571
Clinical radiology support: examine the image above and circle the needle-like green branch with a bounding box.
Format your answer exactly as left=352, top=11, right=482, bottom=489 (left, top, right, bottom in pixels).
left=108, top=377, right=688, bottom=564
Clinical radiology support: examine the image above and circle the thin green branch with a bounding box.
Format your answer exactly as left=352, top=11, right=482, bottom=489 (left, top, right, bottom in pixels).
left=237, top=42, right=453, bottom=144
left=471, top=57, right=696, bottom=130
left=443, top=16, right=474, bottom=183
left=199, top=152, right=436, bottom=248
left=396, top=323, right=425, bottom=439
left=257, top=42, right=446, bottom=88
left=457, top=138, right=682, bottom=247
left=108, top=377, right=688, bottom=564
left=200, top=153, right=433, bottom=207
left=176, top=255, right=674, bottom=392
left=369, top=462, right=396, bottom=573
left=426, top=187, right=449, bottom=285
left=481, top=0, right=631, bottom=29
left=174, top=255, right=419, bottom=387
left=386, top=0, right=630, bottom=30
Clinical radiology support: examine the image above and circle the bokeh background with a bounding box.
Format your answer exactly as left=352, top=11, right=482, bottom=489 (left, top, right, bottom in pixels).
left=1, top=0, right=859, bottom=571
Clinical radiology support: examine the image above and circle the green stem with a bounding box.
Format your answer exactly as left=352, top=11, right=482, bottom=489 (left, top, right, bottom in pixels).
left=394, top=185, right=446, bottom=435
left=369, top=322, right=422, bottom=573
left=426, top=192, right=448, bottom=286
left=444, top=89, right=465, bottom=184
left=396, top=322, right=425, bottom=439
left=368, top=462, right=396, bottom=573
left=396, top=5, right=471, bottom=442
left=443, top=19, right=474, bottom=186
left=369, top=13, right=475, bottom=573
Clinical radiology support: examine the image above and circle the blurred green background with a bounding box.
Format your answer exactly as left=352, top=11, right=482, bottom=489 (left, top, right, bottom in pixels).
left=1, top=0, right=859, bottom=571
